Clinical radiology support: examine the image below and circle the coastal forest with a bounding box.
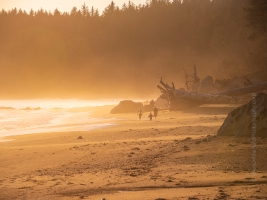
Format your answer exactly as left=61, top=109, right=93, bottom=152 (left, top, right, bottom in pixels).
left=0, top=0, right=266, bottom=98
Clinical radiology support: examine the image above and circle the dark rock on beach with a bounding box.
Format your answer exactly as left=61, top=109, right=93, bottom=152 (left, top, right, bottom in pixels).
left=21, top=107, right=32, bottom=110
left=110, top=100, right=143, bottom=114
left=0, top=106, right=14, bottom=110
left=200, top=76, right=216, bottom=94
left=21, top=107, right=41, bottom=111
left=142, top=100, right=155, bottom=112
left=217, top=92, right=267, bottom=137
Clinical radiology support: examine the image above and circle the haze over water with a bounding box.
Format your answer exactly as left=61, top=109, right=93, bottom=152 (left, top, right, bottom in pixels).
left=0, top=99, right=120, bottom=139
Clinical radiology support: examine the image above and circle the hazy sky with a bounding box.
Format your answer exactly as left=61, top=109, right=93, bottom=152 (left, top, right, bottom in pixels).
left=0, top=0, right=148, bottom=13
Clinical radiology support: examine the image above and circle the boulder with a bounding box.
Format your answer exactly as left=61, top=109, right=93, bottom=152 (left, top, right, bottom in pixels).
left=200, top=76, right=216, bottom=94
left=110, top=100, right=143, bottom=114
left=0, top=106, right=14, bottom=110
left=155, top=96, right=168, bottom=109
left=21, top=107, right=32, bottom=110
left=214, top=79, right=231, bottom=91
left=142, top=100, right=155, bottom=112
left=192, top=82, right=200, bottom=92
left=217, top=92, right=267, bottom=137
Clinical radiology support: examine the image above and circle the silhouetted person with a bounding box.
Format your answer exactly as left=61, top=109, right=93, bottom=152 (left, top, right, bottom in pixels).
left=148, top=112, right=153, bottom=121
left=137, top=108, right=143, bottom=120
left=153, top=106, right=158, bottom=119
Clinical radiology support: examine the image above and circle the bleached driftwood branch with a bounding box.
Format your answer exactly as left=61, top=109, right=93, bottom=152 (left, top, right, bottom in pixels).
left=157, top=78, right=267, bottom=110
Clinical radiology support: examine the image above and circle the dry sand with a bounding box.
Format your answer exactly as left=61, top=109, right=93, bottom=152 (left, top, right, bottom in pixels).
left=0, top=105, right=266, bottom=200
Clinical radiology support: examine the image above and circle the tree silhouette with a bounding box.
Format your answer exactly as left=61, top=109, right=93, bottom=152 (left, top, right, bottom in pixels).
left=0, top=0, right=266, bottom=98
left=103, top=1, right=118, bottom=16
left=54, top=9, right=61, bottom=16
left=81, top=3, right=89, bottom=17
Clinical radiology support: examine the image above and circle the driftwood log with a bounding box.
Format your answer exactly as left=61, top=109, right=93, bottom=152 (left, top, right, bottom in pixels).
left=157, top=78, right=267, bottom=110
left=215, top=82, right=267, bottom=96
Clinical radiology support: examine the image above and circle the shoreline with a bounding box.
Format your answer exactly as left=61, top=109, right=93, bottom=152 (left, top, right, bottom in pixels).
left=0, top=104, right=266, bottom=199
left=0, top=105, right=117, bottom=142
left=0, top=122, right=116, bottom=142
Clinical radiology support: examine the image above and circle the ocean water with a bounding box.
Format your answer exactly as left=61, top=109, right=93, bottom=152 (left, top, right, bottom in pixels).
left=0, top=99, right=119, bottom=140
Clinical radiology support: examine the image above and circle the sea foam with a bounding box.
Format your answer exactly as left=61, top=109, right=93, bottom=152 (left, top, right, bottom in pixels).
left=0, top=99, right=117, bottom=140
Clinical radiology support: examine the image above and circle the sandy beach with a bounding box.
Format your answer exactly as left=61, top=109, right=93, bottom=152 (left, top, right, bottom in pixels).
left=0, top=105, right=266, bottom=200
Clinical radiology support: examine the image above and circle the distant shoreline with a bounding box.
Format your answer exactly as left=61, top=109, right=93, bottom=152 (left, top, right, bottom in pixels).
left=0, top=102, right=118, bottom=142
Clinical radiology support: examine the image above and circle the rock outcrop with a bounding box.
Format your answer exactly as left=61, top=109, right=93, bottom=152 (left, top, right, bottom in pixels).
left=200, top=76, right=216, bottom=94
left=0, top=106, right=14, bottom=110
left=155, top=96, right=169, bottom=109
left=142, top=100, right=155, bottom=112
left=217, top=92, right=267, bottom=137
left=110, top=100, right=143, bottom=114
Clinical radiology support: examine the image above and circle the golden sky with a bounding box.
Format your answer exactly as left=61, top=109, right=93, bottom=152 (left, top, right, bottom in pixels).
left=0, top=0, right=148, bottom=13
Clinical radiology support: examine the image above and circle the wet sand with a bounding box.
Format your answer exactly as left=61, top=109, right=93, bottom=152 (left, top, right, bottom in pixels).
left=0, top=105, right=266, bottom=200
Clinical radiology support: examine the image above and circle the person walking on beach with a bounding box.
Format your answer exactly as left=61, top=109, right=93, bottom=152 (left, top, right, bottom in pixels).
left=153, top=106, right=158, bottom=119
left=137, top=108, right=143, bottom=120
left=148, top=112, right=153, bottom=121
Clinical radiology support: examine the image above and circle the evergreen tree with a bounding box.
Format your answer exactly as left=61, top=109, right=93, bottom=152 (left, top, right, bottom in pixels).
left=54, top=8, right=61, bottom=16
left=1, top=0, right=266, bottom=98
left=81, top=3, right=89, bottom=17
left=29, top=9, right=34, bottom=17
left=71, top=7, right=78, bottom=16
left=103, top=1, right=118, bottom=16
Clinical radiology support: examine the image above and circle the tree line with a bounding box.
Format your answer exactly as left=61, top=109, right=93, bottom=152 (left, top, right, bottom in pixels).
left=0, top=0, right=266, bottom=98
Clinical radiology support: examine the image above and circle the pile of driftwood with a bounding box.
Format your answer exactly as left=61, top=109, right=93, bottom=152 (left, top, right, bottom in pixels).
left=157, top=68, right=267, bottom=110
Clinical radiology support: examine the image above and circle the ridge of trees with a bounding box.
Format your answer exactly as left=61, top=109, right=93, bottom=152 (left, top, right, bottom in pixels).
left=0, top=0, right=266, bottom=98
